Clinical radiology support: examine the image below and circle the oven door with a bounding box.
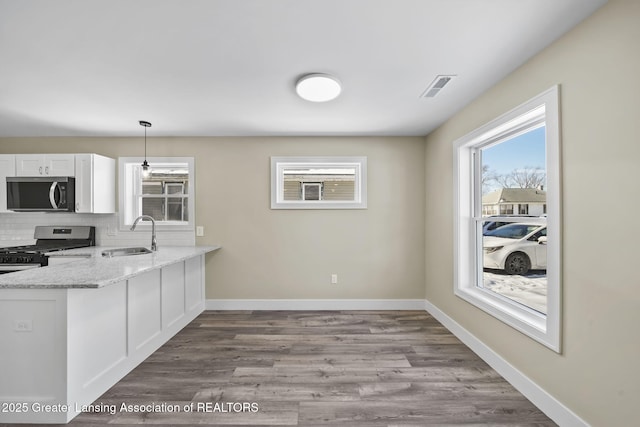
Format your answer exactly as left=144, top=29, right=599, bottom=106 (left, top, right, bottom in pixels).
left=0, top=264, right=42, bottom=275
left=6, top=177, right=75, bottom=212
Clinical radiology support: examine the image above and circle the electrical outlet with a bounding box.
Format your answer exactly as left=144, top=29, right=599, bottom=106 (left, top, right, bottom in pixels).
left=196, top=226, right=204, bottom=237
left=331, top=274, right=338, bottom=284
left=14, top=320, right=33, bottom=332
left=106, top=223, right=117, bottom=236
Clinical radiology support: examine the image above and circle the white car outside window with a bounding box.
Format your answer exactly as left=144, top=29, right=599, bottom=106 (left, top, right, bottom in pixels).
left=483, top=222, right=547, bottom=275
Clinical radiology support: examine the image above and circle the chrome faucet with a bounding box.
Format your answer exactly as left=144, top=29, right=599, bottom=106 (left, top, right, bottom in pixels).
left=130, top=215, right=157, bottom=251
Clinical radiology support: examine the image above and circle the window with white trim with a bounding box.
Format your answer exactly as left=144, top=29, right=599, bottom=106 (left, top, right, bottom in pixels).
left=119, top=157, right=195, bottom=230
left=271, top=156, right=367, bottom=209
left=454, top=86, right=561, bottom=352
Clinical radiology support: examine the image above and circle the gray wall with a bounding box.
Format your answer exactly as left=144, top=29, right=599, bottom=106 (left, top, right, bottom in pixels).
left=0, top=136, right=426, bottom=301
left=423, top=0, right=639, bottom=425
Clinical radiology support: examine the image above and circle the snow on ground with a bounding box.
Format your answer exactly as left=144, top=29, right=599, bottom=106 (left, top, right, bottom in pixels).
left=482, top=270, right=547, bottom=314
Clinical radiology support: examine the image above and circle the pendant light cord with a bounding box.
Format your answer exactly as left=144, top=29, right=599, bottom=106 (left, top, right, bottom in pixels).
left=139, top=120, right=152, bottom=167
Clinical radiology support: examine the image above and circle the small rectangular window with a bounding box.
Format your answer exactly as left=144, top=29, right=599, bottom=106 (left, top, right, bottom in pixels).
left=119, top=157, right=195, bottom=230
left=271, top=157, right=367, bottom=209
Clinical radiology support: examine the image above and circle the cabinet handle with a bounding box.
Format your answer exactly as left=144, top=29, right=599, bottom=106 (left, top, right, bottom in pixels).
left=45, top=166, right=49, bottom=175
left=76, top=202, right=80, bottom=212
left=39, top=166, right=43, bottom=174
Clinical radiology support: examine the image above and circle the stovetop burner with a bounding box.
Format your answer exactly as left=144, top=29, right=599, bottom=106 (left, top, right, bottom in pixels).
left=0, top=241, right=94, bottom=254
left=0, top=226, right=95, bottom=267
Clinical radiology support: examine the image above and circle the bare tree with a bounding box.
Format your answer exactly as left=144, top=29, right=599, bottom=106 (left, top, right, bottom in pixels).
left=496, top=166, right=546, bottom=189
left=482, top=164, right=498, bottom=194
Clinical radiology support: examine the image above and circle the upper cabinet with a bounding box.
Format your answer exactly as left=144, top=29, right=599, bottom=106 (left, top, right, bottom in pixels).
left=1, top=153, right=116, bottom=214
left=0, top=155, right=16, bottom=212
left=75, top=154, right=116, bottom=213
left=15, top=154, right=75, bottom=176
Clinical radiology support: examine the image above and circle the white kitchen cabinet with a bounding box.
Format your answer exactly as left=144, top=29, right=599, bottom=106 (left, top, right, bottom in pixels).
left=15, top=153, right=75, bottom=176
left=75, top=154, right=115, bottom=213
left=0, top=154, right=15, bottom=212
left=0, top=253, right=209, bottom=424
left=8, top=153, right=115, bottom=213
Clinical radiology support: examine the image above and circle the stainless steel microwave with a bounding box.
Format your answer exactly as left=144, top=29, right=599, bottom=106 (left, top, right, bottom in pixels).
left=6, top=177, right=76, bottom=212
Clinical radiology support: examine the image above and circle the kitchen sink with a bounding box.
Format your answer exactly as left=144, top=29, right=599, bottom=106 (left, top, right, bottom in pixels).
left=101, top=247, right=153, bottom=257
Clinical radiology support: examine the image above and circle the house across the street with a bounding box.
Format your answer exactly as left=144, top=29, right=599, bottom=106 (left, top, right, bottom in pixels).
left=482, top=187, right=546, bottom=216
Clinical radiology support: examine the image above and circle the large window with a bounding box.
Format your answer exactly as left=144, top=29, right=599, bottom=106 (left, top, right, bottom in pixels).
left=119, top=157, right=195, bottom=230
left=271, top=156, right=367, bottom=209
left=454, top=86, right=561, bottom=352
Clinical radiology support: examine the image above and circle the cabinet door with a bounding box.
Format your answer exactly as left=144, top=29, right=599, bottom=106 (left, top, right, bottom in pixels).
left=44, top=154, right=75, bottom=176
left=185, top=255, right=204, bottom=312
left=92, top=155, right=115, bottom=213
left=75, top=154, right=93, bottom=212
left=15, top=154, right=44, bottom=176
left=75, top=154, right=115, bottom=213
left=0, top=155, right=16, bottom=212
left=161, top=262, right=185, bottom=330
left=15, top=154, right=75, bottom=176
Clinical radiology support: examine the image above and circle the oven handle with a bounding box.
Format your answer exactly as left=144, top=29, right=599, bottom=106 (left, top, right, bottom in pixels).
left=49, top=181, right=60, bottom=209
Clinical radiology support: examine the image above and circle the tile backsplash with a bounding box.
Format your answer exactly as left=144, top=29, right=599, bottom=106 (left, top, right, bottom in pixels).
left=0, top=212, right=195, bottom=247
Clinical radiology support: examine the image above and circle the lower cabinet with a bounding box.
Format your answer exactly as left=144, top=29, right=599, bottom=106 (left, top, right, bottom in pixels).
left=0, top=255, right=206, bottom=424
left=161, top=262, right=185, bottom=330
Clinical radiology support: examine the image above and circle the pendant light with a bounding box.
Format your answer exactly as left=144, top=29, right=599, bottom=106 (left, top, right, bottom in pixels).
left=139, top=120, right=152, bottom=178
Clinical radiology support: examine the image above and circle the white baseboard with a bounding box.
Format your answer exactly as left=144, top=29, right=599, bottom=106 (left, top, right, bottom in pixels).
left=205, top=299, right=426, bottom=311
left=424, top=299, right=588, bottom=427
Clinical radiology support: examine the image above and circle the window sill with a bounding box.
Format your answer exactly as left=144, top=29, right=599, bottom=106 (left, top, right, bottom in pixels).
left=454, top=282, right=558, bottom=352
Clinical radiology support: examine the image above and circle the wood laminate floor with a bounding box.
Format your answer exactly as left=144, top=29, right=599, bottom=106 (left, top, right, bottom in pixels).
left=66, top=310, right=555, bottom=426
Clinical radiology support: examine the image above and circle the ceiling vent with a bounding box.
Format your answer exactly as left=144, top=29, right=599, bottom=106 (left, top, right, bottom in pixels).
left=421, top=75, right=456, bottom=98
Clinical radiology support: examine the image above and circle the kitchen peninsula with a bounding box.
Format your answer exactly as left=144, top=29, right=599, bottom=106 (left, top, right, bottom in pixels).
left=0, top=245, right=220, bottom=424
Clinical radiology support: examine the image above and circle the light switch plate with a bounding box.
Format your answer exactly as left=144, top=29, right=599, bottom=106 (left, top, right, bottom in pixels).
left=196, top=226, right=204, bottom=237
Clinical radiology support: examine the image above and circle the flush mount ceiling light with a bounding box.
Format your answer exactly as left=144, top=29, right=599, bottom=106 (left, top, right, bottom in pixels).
left=139, top=120, right=152, bottom=178
left=295, top=73, right=342, bottom=102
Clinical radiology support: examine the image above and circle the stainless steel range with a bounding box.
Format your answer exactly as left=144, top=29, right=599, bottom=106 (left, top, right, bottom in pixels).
left=0, top=226, right=95, bottom=274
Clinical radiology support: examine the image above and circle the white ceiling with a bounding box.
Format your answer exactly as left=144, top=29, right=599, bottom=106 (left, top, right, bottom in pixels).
left=0, top=0, right=607, bottom=137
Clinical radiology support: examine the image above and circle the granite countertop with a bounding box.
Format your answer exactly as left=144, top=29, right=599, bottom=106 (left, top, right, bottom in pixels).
left=0, top=245, right=220, bottom=289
